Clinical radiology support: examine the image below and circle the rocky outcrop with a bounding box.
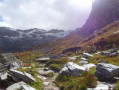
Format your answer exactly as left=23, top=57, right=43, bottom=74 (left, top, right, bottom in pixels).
left=9, top=69, right=36, bottom=83
left=6, top=81, right=36, bottom=90
left=60, top=62, right=85, bottom=76
left=80, top=0, right=119, bottom=36
left=95, top=63, right=119, bottom=80
left=0, top=53, right=22, bottom=71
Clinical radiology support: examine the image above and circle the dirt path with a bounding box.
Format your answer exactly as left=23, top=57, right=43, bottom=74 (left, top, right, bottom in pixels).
left=38, top=64, right=60, bottom=90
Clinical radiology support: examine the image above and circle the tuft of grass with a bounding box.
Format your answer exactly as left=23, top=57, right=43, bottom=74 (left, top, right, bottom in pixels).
left=46, top=58, right=68, bottom=72
left=46, top=72, right=54, bottom=77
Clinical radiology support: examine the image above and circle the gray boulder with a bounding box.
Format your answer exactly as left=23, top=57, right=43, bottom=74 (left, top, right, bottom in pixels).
left=60, top=62, right=85, bottom=76
left=0, top=53, right=22, bottom=70
left=6, top=81, right=36, bottom=90
left=95, top=63, right=119, bottom=80
left=21, top=85, right=36, bottom=90
left=79, top=60, right=89, bottom=64
left=9, top=69, right=36, bottom=83
left=82, top=53, right=93, bottom=58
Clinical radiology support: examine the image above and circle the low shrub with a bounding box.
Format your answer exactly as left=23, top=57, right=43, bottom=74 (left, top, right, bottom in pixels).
left=49, top=64, right=61, bottom=72
left=46, top=58, right=68, bottom=72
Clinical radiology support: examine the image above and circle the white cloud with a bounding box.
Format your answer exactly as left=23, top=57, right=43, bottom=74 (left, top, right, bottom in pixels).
left=0, top=0, right=93, bottom=30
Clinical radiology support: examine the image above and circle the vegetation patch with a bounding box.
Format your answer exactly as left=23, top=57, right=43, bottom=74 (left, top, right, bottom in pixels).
left=46, top=57, right=68, bottom=72
left=56, top=71, right=97, bottom=90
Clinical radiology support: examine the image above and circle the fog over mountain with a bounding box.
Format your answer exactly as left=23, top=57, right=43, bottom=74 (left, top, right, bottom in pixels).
left=0, top=0, right=93, bottom=30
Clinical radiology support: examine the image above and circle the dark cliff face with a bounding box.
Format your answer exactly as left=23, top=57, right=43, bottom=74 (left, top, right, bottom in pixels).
left=79, top=0, right=119, bottom=36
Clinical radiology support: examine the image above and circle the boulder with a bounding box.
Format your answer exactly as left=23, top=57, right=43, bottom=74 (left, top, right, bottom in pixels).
left=81, top=58, right=87, bottom=61
left=83, top=64, right=96, bottom=70
left=0, top=53, right=22, bottom=71
left=82, top=53, right=93, bottom=58
left=60, top=62, right=85, bottom=76
left=0, top=72, right=8, bottom=80
left=21, top=85, right=36, bottom=90
left=9, top=69, right=36, bottom=83
left=79, top=60, right=89, bottom=65
left=95, top=63, right=119, bottom=80
left=6, top=81, right=36, bottom=90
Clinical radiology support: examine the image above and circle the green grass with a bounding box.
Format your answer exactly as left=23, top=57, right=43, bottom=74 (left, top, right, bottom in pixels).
left=56, top=71, right=97, bottom=90
left=18, top=66, right=43, bottom=90
left=46, top=57, right=68, bottom=72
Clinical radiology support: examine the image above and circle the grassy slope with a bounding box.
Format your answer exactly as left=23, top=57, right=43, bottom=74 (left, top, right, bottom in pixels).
left=79, top=20, right=119, bottom=50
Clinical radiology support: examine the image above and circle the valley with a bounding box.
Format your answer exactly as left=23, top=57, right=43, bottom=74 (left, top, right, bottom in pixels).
left=0, top=0, right=119, bottom=90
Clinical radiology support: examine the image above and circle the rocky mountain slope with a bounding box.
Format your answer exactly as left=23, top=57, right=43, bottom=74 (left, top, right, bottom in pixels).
left=34, top=0, right=119, bottom=54
left=0, top=27, right=71, bottom=53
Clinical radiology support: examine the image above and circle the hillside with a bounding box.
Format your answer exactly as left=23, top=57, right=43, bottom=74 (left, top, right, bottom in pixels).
left=79, top=20, right=119, bottom=50
left=0, top=27, right=71, bottom=53
left=34, top=0, right=119, bottom=54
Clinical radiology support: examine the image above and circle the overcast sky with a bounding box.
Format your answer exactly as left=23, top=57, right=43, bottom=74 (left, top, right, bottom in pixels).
left=0, top=0, right=93, bottom=30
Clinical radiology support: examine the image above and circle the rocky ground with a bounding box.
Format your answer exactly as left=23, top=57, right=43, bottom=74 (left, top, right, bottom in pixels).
left=1, top=48, right=119, bottom=90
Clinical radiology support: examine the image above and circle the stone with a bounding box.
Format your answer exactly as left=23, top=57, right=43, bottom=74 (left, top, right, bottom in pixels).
left=109, top=52, right=118, bottom=57
left=43, top=82, right=50, bottom=86
left=81, top=58, right=87, bottom=61
left=95, top=63, right=119, bottom=80
left=83, top=64, right=96, bottom=70
left=60, top=62, right=85, bottom=76
left=9, top=69, right=36, bottom=83
left=88, top=81, right=114, bottom=90
left=68, top=56, right=77, bottom=60
left=79, top=60, right=89, bottom=65
left=39, top=69, right=54, bottom=77
left=6, top=81, right=26, bottom=90
left=108, top=48, right=118, bottom=53
left=21, top=85, right=36, bottom=90
left=100, top=51, right=110, bottom=55
left=9, top=62, right=20, bottom=70
left=98, top=60, right=108, bottom=63
left=82, top=53, right=93, bottom=58
left=36, top=58, right=50, bottom=63
left=0, top=53, right=22, bottom=71
left=6, top=81, right=36, bottom=90
left=0, top=72, right=8, bottom=80
left=95, top=52, right=101, bottom=55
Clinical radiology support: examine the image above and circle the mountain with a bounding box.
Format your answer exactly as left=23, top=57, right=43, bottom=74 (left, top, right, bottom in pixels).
left=0, top=27, right=71, bottom=53
left=34, top=0, right=119, bottom=54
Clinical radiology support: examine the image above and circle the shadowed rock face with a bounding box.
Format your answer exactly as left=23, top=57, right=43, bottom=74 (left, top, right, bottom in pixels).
left=79, top=0, right=119, bottom=36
